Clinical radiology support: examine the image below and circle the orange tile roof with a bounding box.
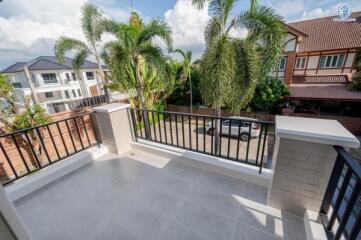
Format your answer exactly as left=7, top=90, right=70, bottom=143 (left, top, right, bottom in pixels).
left=288, top=11, right=361, bottom=52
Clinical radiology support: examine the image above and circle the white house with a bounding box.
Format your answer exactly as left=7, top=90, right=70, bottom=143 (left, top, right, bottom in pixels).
left=1, top=56, right=106, bottom=113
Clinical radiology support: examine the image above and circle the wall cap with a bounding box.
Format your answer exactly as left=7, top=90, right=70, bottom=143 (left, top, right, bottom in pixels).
left=276, top=116, right=360, bottom=148
left=93, top=103, right=131, bottom=113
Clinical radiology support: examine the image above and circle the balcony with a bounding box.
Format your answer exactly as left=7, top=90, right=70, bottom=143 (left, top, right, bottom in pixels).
left=0, top=103, right=360, bottom=240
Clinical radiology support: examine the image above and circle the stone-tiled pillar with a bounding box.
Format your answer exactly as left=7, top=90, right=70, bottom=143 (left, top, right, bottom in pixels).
left=269, top=116, right=360, bottom=216
left=93, top=103, right=133, bottom=155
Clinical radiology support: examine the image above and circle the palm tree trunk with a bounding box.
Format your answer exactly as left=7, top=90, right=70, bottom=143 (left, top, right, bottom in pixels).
left=135, top=58, right=150, bottom=139
left=214, top=106, right=221, bottom=155
left=93, top=44, right=110, bottom=103
left=189, top=71, right=193, bottom=114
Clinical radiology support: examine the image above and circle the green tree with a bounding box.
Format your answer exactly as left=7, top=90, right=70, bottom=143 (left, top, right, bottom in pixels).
left=250, top=77, right=290, bottom=111
left=349, top=50, right=361, bottom=91
left=54, top=3, right=109, bottom=101
left=173, top=49, right=194, bottom=113
left=192, top=0, right=285, bottom=153
left=101, top=12, right=173, bottom=137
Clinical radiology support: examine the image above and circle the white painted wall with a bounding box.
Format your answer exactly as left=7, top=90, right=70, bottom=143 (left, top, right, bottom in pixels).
left=284, top=34, right=297, bottom=52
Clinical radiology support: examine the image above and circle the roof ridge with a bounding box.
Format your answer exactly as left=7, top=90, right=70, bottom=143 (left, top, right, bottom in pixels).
left=288, top=10, right=361, bottom=24
left=27, top=58, right=71, bottom=70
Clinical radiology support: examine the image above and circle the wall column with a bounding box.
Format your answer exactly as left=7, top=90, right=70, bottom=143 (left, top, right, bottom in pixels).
left=284, top=51, right=296, bottom=85
left=93, top=103, right=133, bottom=155
left=268, top=116, right=360, bottom=216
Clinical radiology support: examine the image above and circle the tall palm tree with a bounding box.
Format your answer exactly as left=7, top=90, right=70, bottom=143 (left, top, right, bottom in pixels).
left=54, top=3, right=109, bottom=102
left=173, top=49, right=193, bottom=113
left=192, top=0, right=285, bottom=153
left=101, top=12, right=172, bottom=137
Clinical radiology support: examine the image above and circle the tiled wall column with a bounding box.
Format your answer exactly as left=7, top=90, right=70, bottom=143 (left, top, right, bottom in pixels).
left=94, top=103, right=133, bottom=155
left=269, top=116, right=360, bottom=216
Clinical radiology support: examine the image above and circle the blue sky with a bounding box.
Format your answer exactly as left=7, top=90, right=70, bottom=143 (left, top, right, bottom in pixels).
left=1, top=0, right=361, bottom=69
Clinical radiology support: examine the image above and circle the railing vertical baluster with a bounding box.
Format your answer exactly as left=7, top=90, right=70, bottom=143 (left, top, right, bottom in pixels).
left=152, top=111, right=157, bottom=142
left=157, top=112, right=162, bottom=143
left=196, top=116, right=199, bottom=152
left=188, top=115, right=192, bottom=150
left=175, top=114, right=179, bottom=147
left=0, top=140, right=18, bottom=179
left=65, top=120, right=77, bottom=152
left=130, top=109, right=138, bottom=141
left=11, top=134, right=30, bottom=173
left=219, top=118, right=222, bottom=157
left=147, top=110, right=152, bottom=141
left=203, top=117, right=206, bottom=153
left=227, top=120, right=231, bottom=159
left=334, top=179, right=361, bottom=239
left=163, top=112, right=168, bottom=144
left=169, top=113, right=174, bottom=145
left=35, top=128, right=51, bottom=164
left=73, top=117, right=84, bottom=150
left=46, top=125, right=61, bottom=161
left=259, top=125, right=268, bottom=174
left=327, top=169, right=352, bottom=230
left=245, top=121, right=252, bottom=163
left=138, top=110, right=144, bottom=139
left=349, top=211, right=361, bottom=240
left=81, top=116, right=91, bottom=147
left=182, top=114, right=185, bottom=148
left=24, top=132, right=42, bottom=168
left=255, top=124, right=263, bottom=166
left=211, top=118, right=214, bottom=155
left=90, top=112, right=101, bottom=145
left=56, top=122, right=69, bottom=156
left=236, top=120, right=241, bottom=161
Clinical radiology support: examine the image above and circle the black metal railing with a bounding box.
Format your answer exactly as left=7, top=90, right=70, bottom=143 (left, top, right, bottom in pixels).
left=129, top=108, right=274, bottom=173
left=0, top=113, right=101, bottom=185
left=320, top=146, right=361, bottom=240
left=51, top=95, right=108, bottom=113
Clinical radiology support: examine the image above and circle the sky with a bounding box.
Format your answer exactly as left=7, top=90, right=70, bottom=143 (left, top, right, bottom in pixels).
left=1, top=0, right=361, bottom=70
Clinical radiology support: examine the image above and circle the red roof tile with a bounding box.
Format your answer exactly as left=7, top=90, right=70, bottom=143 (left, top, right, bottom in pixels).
left=292, top=75, right=350, bottom=84
left=288, top=12, right=361, bottom=52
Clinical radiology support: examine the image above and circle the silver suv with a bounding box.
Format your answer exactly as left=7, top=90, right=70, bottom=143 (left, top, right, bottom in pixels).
left=205, top=116, right=261, bottom=141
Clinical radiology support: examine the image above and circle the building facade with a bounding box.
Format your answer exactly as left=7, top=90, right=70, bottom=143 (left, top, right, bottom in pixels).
left=1, top=56, right=105, bottom=113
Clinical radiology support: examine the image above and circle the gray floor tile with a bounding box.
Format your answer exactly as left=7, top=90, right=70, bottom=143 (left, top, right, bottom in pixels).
left=151, top=172, right=194, bottom=199
left=233, top=220, right=278, bottom=240
left=282, top=213, right=307, bottom=240
left=160, top=222, right=208, bottom=240
left=198, top=171, right=246, bottom=196
left=189, top=185, right=240, bottom=219
left=175, top=202, right=235, bottom=240
left=84, top=220, right=139, bottom=240
left=243, top=183, right=268, bottom=204
left=161, top=160, right=204, bottom=183
left=134, top=186, right=185, bottom=219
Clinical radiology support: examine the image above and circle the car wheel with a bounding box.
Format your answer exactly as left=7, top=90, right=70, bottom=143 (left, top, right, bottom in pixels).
left=207, top=128, right=214, bottom=135
left=240, top=133, right=250, bottom=142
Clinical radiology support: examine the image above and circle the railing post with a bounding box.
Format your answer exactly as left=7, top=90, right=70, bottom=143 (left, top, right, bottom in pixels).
left=268, top=116, right=360, bottom=217
left=93, top=103, right=133, bottom=155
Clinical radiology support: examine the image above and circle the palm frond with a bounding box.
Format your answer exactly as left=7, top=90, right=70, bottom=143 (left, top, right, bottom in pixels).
left=81, top=3, right=104, bottom=43
left=137, top=18, right=172, bottom=51
left=54, top=37, right=89, bottom=64
left=205, top=17, right=222, bottom=45
left=73, top=49, right=90, bottom=71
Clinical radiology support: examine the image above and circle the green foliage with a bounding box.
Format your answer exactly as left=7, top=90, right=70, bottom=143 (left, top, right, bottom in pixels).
left=0, top=74, right=13, bottom=98
left=349, top=50, right=361, bottom=91
left=12, top=105, right=51, bottom=131
left=192, top=0, right=286, bottom=114
left=250, top=77, right=290, bottom=111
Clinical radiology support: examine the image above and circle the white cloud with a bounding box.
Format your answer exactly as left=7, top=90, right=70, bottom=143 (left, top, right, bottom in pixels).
left=164, top=0, right=210, bottom=60
left=300, top=5, right=338, bottom=20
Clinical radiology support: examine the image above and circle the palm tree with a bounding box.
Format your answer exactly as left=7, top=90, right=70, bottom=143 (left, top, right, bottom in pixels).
left=173, top=49, right=194, bottom=114
left=101, top=12, right=172, bottom=137
left=192, top=0, right=285, bottom=153
left=54, top=3, right=109, bottom=102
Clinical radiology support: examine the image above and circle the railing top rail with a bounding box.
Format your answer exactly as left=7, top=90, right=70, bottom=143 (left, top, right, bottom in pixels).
left=129, top=108, right=275, bottom=125
left=0, top=112, right=95, bottom=138
left=334, top=146, right=361, bottom=179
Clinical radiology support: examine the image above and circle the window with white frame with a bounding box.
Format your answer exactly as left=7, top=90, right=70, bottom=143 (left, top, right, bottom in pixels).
left=64, top=90, right=70, bottom=98
left=278, top=57, right=287, bottom=71
left=44, top=92, right=54, bottom=98
left=77, top=89, right=82, bottom=97
left=72, top=72, right=77, bottom=81
left=86, top=72, right=95, bottom=80
left=41, top=73, right=58, bottom=84
left=319, top=54, right=346, bottom=69
left=72, top=90, right=76, bottom=98
left=65, top=73, right=71, bottom=82
left=295, top=57, right=307, bottom=69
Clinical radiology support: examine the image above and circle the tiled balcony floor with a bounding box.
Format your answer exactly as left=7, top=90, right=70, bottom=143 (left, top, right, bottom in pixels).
left=14, top=150, right=307, bottom=240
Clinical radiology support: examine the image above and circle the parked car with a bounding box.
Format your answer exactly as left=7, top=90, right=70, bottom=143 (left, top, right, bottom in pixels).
left=205, top=116, right=261, bottom=141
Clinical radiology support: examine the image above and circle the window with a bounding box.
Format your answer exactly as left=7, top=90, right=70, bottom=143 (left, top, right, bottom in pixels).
left=295, top=57, right=307, bottom=69
left=42, top=73, right=58, bottom=84
left=278, top=58, right=287, bottom=71
left=45, top=92, right=54, bottom=98
left=72, top=73, right=77, bottom=81
left=72, top=90, right=76, bottom=98
left=77, top=89, right=82, bottom=97
left=64, top=90, right=70, bottom=98
left=12, top=83, right=22, bottom=88
left=65, top=73, right=71, bottom=81
left=319, top=54, right=346, bottom=69
left=86, top=72, right=95, bottom=80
